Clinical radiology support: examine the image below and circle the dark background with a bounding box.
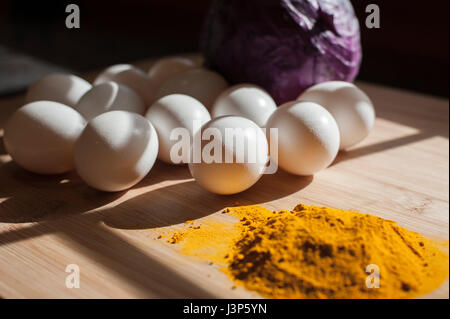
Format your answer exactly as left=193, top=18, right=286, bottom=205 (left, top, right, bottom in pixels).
left=0, top=0, right=448, bottom=97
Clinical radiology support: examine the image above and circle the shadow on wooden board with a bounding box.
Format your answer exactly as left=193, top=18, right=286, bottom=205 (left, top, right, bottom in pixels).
left=0, top=78, right=448, bottom=296
left=0, top=157, right=312, bottom=297
left=0, top=155, right=312, bottom=225
left=333, top=132, right=435, bottom=165
left=102, top=170, right=313, bottom=229
left=0, top=213, right=217, bottom=298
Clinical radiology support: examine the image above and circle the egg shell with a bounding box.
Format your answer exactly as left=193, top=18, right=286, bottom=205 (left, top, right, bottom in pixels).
left=266, top=101, right=340, bottom=176
left=298, top=81, right=375, bottom=150
left=75, top=81, right=145, bottom=121
left=156, top=68, right=228, bottom=110
left=94, top=64, right=155, bottom=107
left=3, top=101, right=86, bottom=174
left=146, top=94, right=211, bottom=164
left=212, top=84, right=277, bottom=127
left=74, top=111, right=159, bottom=192
left=25, top=73, right=92, bottom=107
left=184, top=55, right=205, bottom=67
left=188, top=116, right=268, bottom=195
left=148, top=57, right=198, bottom=92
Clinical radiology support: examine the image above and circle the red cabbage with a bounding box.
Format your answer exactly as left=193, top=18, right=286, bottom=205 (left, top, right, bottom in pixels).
left=201, top=0, right=362, bottom=105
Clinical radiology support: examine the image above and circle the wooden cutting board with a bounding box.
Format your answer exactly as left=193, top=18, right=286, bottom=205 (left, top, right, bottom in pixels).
left=0, top=57, right=448, bottom=298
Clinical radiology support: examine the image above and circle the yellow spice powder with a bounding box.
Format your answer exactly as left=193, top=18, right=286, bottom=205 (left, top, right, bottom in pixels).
left=165, top=204, right=449, bottom=299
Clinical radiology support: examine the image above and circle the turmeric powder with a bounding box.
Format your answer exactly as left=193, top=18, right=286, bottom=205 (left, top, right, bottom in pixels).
left=165, top=204, right=449, bottom=299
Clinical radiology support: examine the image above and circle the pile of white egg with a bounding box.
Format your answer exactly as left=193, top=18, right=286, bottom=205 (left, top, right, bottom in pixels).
left=3, top=56, right=375, bottom=195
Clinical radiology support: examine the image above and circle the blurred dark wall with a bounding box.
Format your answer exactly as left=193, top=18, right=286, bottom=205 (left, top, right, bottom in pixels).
left=0, top=0, right=448, bottom=97
left=352, top=1, right=449, bottom=97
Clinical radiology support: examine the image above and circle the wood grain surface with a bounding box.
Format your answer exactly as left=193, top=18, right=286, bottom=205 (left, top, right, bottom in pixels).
left=0, top=57, right=448, bottom=298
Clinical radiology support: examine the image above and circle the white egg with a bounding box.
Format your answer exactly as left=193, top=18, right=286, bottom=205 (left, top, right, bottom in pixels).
left=156, top=68, right=228, bottom=110
left=266, top=101, right=340, bottom=176
left=3, top=101, right=86, bottom=174
left=188, top=116, right=268, bottom=195
left=145, top=94, right=211, bottom=164
left=75, top=81, right=145, bottom=121
left=74, top=111, right=158, bottom=192
left=148, top=57, right=197, bottom=92
left=212, top=84, right=277, bottom=127
left=94, top=64, right=155, bottom=107
left=188, top=55, right=205, bottom=67
left=298, top=81, right=375, bottom=150
left=25, top=73, right=92, bottom=107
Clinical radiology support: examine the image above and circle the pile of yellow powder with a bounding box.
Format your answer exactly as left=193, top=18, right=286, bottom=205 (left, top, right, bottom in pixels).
left=164, top=204, right=448, bottom=299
